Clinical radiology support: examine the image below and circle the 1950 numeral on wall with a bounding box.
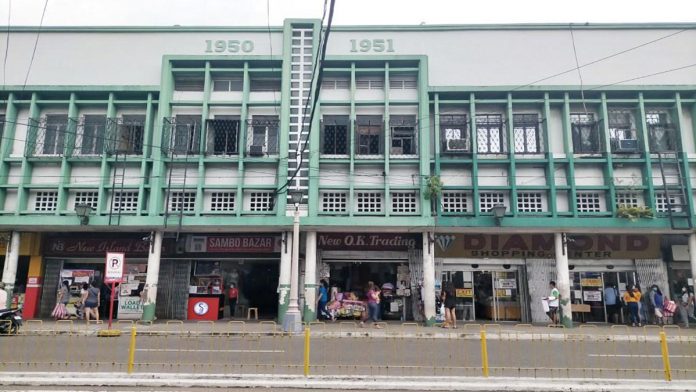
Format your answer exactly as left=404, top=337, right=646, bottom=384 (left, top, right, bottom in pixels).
left=205, top=40, right=255, bottom=53
left=350, top=39, right=395, bottom=53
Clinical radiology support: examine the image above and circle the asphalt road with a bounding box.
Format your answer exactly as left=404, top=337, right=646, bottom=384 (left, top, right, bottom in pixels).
left=1, top=333, right=695, bottom=381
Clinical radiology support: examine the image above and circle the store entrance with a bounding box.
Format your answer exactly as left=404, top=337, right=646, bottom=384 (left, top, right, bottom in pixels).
left=570, top=270, right=638, bottom=323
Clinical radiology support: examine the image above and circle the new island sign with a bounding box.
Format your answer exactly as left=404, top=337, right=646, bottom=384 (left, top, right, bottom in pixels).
left=435, top=234, right=661, bottom=259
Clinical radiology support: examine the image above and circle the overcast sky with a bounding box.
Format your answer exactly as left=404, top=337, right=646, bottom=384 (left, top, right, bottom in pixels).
left=2, top=0, right=695, bottom=26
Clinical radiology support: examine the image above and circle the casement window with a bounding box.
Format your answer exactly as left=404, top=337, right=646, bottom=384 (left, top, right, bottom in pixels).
left=207, top=116, right=240, bottom=155
left=476, top=114, right=504, bottom=154
left=441, top=191, right=469, bottom=213
left=516, top=192, right=544, bottom=213
left=33, top=191, right=58, bottom=212
left=390, top=115, right=417, bottom=156
left=646, top=111, right=676, bottom=152
left=110, top=115, right=145, bottom=155
left=248, top=191, right=274, bottom=212
left=250, top=78, right=281, bottom=92
left=391, top=191, right=418, bottom=214
left=112, top=191, right=139, bottom=212
left=248, top=116, right=279, bottom=155
left=356, top=115, right=383, bottom=156
left=168, top=191, right=196, bottom=212
left=655, top=192, right=683, bottom=213
left=212, top=78, right=243, bottom=92
left=172, top=115, right=201, bottom=155
left=78, top=115, right=106, bottom=155
left=356, top=191, right=383, bottom=213
left=576, top=192, right=603, bottom=213
left=615, top=192, right=641, bottom=208
left=209, top=192, right=236, bottom=212
left=479, top=192, right=505, bottom=213
left=512, top=114, right=541, bottom=154
left=321, top=115, right=349, bottom=155
left=608, top=109, right=639, bottom=153
left=356, top=77, right=384, bottom=90
left=440, top=115, right=470, bottom=153
left=320, top=191, right=347, bottom=213
left=321, top=77, right=350, bottom=90
left=570, top=113, right=600, bottom=153
left=74, top=191, right=99, bottom=210
left=42, top=114, right=69, bottom=155
left=174, top=76, right=204, bottom=92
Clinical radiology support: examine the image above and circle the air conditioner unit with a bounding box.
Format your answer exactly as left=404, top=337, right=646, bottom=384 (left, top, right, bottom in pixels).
left=446, top=138, right=469, bottom=152
left=614, top=139, right=639, bottom=153
left=249, top=144, right=265, bottom=156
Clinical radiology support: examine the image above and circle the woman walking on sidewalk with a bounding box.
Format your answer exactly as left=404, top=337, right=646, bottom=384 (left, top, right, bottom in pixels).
left=623, top=285, right=642, bottom=327
left=360, top=281, right=382, bottom=329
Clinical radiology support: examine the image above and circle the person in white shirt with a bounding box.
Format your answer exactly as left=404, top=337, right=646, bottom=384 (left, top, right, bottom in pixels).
left=0, top=282, right=8, bottom=310
left=544, top=281, right=560, bottom=324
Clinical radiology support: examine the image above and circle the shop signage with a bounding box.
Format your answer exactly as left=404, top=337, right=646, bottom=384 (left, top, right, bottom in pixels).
left=317, top=233, right=421, bottom=250
left=186, top=235, right=281, bottom=253
left=44, top=237, right=151, bottom=256
left=455, top=288, right=473, bottom=298
left=193, top=301, right=210, bottom=316
left=496, top=279, right=517, bottom=289
left=435, top=234, right=660, bottom=259
left=104, top=252, right=125, bottom=283
left=583, top=291, right=602, bottom=302
left=580, top=278, right=603, bottom=287
left=118, top=296, right=144, bottom=315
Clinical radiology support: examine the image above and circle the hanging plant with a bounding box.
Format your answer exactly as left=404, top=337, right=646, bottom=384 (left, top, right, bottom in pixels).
left=616, top=205, right=654, bottom=222
left=424, top=175, right=444, bottom=199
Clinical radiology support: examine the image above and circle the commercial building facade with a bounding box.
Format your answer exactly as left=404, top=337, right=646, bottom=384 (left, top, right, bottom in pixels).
left=1, top=20, right=696, bottom=325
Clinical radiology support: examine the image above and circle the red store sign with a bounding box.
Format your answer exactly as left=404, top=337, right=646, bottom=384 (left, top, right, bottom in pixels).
left=203, top=235, right=281, bottom=253
left=318, top=233, right=421, bottom=251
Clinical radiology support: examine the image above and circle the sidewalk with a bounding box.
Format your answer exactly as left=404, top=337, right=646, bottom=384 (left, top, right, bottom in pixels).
left=1, top=372, right=694, bottom=391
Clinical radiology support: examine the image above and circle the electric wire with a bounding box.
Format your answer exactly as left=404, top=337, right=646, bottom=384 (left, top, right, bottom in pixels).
left=22, top=0, right=48, bottom=89
left=569, top=24, right=589, bottom=117
left=2, top=0, right=10, bottom=87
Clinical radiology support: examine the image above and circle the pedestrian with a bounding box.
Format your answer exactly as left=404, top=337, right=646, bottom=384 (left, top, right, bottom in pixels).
left=604, top=283, right=620, bottom=324
left=442, top=288, right=457, bottom=329
left=637, top=283, right=649, bottom=325
left=227, top=282, right=238, bottom=318
left=544, top=281, right=560, bottom=324
left=623, top=285, right=642, bottom=327
left=84, top=281, right=101, bottom=323
left=316, top=279, right=329, bottom=320
left=76, top=283, right=89, bottom=320
left=651, top=285, right=665, bottom=326
left=51, top=281, right=70, bottom=320
left=0, top=282, right=7, bottom=310
left=677, top=286, right=691, bottom=328
left=360, top=281, right=382, bottom=329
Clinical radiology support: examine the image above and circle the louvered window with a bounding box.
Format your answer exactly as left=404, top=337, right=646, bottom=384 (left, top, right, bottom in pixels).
left=391, top=191, right=418, bottom=214
left=33, top=191, right=58, bottom=212
left=169, top=191, right=196, bottom=212
left=74, top=191, right=99, bottom=210
left=441, top=191, right=469, bottom=213
left=479, top=192, right=505, bottom=213
left=321, top=192, right=347, bottom=213
left=356, top=191, right=383, bottom=213
left=517, top=192, right=544, bottom=213
left=576, top=192, right=603, bottom=213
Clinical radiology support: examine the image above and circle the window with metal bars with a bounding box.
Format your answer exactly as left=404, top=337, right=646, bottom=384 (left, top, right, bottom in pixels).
left=172, top=115, right=201, bottom=155
left=608, top=109, right=639, bottom=153
left=356, top=115, right=383, bottom=156
left=321, top=116, right=349, bottom=155
left=41, top=114, right=69, bottom=155
left=212, top=78, right=243, bottom=92
left=615, top=192, right=641, bottom=208
left=207, top=117, right=239, bottom=155
left=440, top=114, right=470, bottom=154
left=78, top=115, right=106, bottom=155
left=391, top=191, right=418, bottom=214
left=168, top=191, right=196, bottom=212
left=512, top=114, right=541, bottom=154
left=655, top=192, right=683, bottom=213
left=248, top=116, right=279, bottom=156
left=356, top=191, right=383, bottom=213
left=390, top=115, right=417, bottom=156
left=248, top=191, right=274, bottom=212
left=320, top=192, right=347, bottom=213
left=112, top=191, right=139, bottom=212
left=210, top=192, right=235, bottom=212
left=174, top=76, right=204, bottom=91
left=516, top=192, right=544, bottom=213
left=646, top=110, right=676, bottom=152
left=441, top=191, right=469, bottom=213
left=479, top=192, right=505, bottom=213
left=33, top=191, right=58, bottom=212
left=476, top=114, right=505, bottom=154
left=110, top=115, right=145, bottom=155
left=74, top=191, right=99, bottom=210
left=570, top=113, right=600, bottom=154
left=576, top=192, right=603, bottom=213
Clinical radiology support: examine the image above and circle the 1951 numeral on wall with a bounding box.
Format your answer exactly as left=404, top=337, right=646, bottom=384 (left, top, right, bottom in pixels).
left=205, top=40, right=255, bottom=53
left=350, top=39, right=395, bottom=53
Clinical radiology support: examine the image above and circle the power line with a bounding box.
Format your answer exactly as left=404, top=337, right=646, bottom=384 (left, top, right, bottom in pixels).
left=568, top=24, right=589, bottom=116
left=22, top=0, right=48, bottom=90
left=587, top=63, right=696, bottom=90
left=2, top=0, right=10, bottom=87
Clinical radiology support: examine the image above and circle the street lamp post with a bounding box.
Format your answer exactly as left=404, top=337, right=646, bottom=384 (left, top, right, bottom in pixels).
left=283, top=190, right=304, bottom=333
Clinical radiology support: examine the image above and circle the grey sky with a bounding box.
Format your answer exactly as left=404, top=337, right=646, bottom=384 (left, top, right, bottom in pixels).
left=2, top=0, right=695, bottom=26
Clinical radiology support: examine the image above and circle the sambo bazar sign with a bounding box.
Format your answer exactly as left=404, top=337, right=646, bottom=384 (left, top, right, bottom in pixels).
left=318, top=233, right=421, bottom=250
left=435, top=234, right=660, bottom=259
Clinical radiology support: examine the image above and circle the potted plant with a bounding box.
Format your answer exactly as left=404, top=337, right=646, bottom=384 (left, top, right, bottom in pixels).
left=424, top=175, right=443, bottom=214
left=616, top=205, right=654, bottom=222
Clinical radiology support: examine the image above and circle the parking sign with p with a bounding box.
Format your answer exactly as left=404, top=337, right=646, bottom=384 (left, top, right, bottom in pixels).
left=104, top=252, right=125, bottom=283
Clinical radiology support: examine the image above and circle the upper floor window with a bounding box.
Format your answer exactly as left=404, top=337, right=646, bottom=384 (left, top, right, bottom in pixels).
left=77, top=115, right=106, bottom=156
left=389, top=76, right=417, bottom=89
left=321, top=77, right=350, bottom=90
left=321, top=115, right=349, bottom=155
left=356, top=115, right=383, bottom=156
left=440, top=114, right=470, bottom=154
left=356, top=77, right=384, bottom=90
left=390, top=115, right=417, bottom=156
left=108, top=115, right=145, bottom=155
left=174, top=76, right=204, bottom=92
left=476, top=114, right=504, bottom=154
left=213, top=78, right=243, bottom=92
left=646, top=110, right=676, bottom=152
left=570, top=113, right=600, bottom=154
left=247, top=116, right=279, bottom=156
left=608, top=109, right=639, bottom=153
left=250, top=78, right=281, bottom=92
left=40, top=114, right=69, bottom=155
left=512, top=114, right=541, bottom=154
left=207, top=116, right=240, bottom=156
left=171, top=115, right=201, bottom=155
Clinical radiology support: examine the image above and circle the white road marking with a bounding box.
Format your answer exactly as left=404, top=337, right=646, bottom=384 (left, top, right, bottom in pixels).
left=136, top=348, right=284, bottom=353
left=588, top=354, right=696, bottom=358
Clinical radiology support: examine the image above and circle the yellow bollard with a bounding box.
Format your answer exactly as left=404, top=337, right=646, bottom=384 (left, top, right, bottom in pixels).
left=659, top=331, right=672, bottom=382
left=303, top=327, right=311, bottom=377
left=127, top=326, right=137, bottom=374
left=480, top=329, right=489, bottom=378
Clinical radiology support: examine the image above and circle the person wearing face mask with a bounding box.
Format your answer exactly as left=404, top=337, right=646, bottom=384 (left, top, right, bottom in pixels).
left=650, top=285, right=664, bottom=326
left=677, top=287, right=691, bottom=328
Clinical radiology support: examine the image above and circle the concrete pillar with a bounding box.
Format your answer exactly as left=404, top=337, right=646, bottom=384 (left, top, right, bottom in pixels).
left=277, top=231, right=292, bottom=324
left=303, top=231, right=317, bottom=322
left=1, top=231, right=20, bottom=308
left=422, top=232, right=436, bottom=326
left=141, top=231, right=163, bottom=322
left=689, top=233, right=696, bottom=292
left=554, top=232, right=573, bottom=328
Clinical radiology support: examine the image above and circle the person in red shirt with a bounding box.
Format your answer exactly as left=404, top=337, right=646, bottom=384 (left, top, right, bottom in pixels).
left=228, top=283, right=239, bottom=318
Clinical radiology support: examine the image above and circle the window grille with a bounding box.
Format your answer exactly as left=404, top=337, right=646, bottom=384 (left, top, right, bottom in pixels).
left=321, top=192, right=347, bottom=213
left=476, top=114, right=505, bottom=154
left=517, top=192, right=544, bottom=213
left=441, top=191, right=469, bottom=213
left=248, top=192, right=274, bottom=212
left=512, top=114, right=541, bottom=154
left=391, top=191, right=418, bottom=214
left=212, top=78, right=243, bottom=92
left=356, top=191, right=383, bottom=213
left=355, top=77, right=384, bottom=90
left=168, top=191, right=196, bottom=212
left=250, top=78, right=281, bottom=92
left=77, top=115, right=106, bottom=155
left=356, top=115, right=383, bottom=155
left=570, top=113, right=600, bottom=153
left=40, top=115, right=69, bottom=155
left=171, top=115, right=201, bottom=155
left=174, top=76, right=204, bottom=91
left=207, top=117, right=239, bottom=155
left=109, top=115, right=145, bottom=155
left=390, top=115, right=417, bottom=156
left=210, top=192, right=235, bottom=212
left=440, top=115, right=470, bottom=153
left=615, top=192, right=640, bottom=208
left=33, top=191, right=58, bottom=212
left=389, top=76, right=417, bottom=89
left=113, top=191, right=138, bottom=212
left=74, top=191, right=99, bottom=210
left=479, top=192, right=505, bottom=212
left=608, top=109, right=638, bottom=152
left=646, top=111, right=676, bottom=152
left=576, top=192, right=602, bottom=213
left=655, top=192, right=683, bottom=213
left=247, top=116, right=279, bottom=156
left=321, top=77, right=350, bottom=90
left=321, top=116, right=349, bottom=155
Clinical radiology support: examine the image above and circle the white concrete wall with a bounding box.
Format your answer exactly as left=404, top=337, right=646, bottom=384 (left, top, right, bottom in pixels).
left=319, top=164, right=350, bottom=187
left=388, top=165, right=419, bottom=187
left=681, top=107, right=695, bottom=156
left=478, top=165, right=508, bottom=186
left=548, top=107, right=565, bottom=154
left=11, top=110, right=30, bottom=157
left=440, top=168, right=472, bottom=186
left=31, top=164, right=61, bottom=184
left=515, top=166, right=547, bottom=186
left=613, top=165, right=643, bottom=186
left=205, top=164, right=240, bottom=186
left=243, top=164, right=276, bottom=186
left=353, top=165, right=384, bottom=186
left=3, top=190, right=17, bottom=212
left=71, top=165, right=102, bottom=186
left=6, top=165, right=22, bottom=185
left=574, top=165, right=605, bottom=186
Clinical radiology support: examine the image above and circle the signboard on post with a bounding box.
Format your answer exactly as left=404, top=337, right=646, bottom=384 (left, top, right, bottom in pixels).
left=104, top=252, right=125, bottom=283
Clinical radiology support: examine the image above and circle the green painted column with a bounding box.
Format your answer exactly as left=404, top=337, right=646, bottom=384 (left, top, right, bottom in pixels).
left=637, top=93, right=656, bottom=210
left=470, top=94, right=480, bottom=217
left=149, top=58, right=173, bottom=217
left=417, top=58, right=432, bottom=218
left=136, top=93, right=154, bottom=216
left=0, top=93, right=18, bottom=209
left=561, top=94, right=578, bottom=217
left=17, top=94, right=40, bottom=214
